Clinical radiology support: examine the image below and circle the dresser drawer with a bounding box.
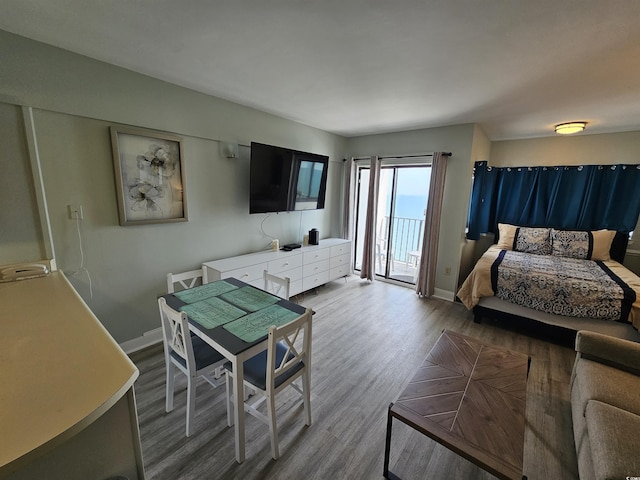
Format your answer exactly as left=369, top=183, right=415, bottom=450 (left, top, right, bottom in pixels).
left=222, top=262, right=268, bottom=283
left=330, top=243, right=351, bottom=257
left=268, top=254, right=303, bottom=275
left=303, top=247, right=331, bottom=264
left=272, top=265, right=303, bottom=282
left=330, top=253, right=351, bottom=270
left=330, top=264, right=350, bottom=279
left=303, top=259, right=330, bottom=277
left=248, top=278, right=266, bottom=290
left=303, top=270, right=330, bottom=290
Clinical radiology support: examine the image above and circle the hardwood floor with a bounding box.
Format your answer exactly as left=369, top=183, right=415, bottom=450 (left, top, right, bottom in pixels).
left=130, top=275, right=579, bottom=480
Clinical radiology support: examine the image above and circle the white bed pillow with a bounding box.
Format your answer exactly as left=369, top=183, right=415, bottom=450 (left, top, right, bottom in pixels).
left=496, top=223, right=518, bottom=250
left=591, top=229, right=616, bottom=261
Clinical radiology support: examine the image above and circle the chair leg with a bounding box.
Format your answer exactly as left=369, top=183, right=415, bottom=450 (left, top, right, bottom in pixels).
left=302, top=373, right=312, bottom=426
left=266, top=393, right=279, bottom=459
left=165, top=362, right=175, bottom=412
left=225, top=371, right=234, bottom=427
left=186, top=374, right=196, bottom=437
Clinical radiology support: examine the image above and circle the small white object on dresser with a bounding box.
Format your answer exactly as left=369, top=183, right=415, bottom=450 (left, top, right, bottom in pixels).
left=202, top=238, right=351, bottom=296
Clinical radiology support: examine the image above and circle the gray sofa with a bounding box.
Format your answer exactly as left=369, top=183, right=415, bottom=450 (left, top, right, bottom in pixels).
left=570, top=330, right=640, bottom=479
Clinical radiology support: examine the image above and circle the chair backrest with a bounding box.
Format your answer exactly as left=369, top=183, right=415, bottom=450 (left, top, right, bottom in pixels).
left=263, top=270, right=291, bottom=300
left=266, top=308, right=312, bottom=390
left=158, top=297, right=195, bottom=371
left=167, top=268, right=204, bottom=293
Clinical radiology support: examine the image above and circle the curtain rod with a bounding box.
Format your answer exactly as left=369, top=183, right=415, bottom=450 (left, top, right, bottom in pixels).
left=346, top=152, right=452, bottom=161
left=380, top=152, right=452, bottom=160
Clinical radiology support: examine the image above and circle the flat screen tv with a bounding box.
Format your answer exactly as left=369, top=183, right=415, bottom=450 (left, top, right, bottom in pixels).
left=249, top=142, right=329, bottom=214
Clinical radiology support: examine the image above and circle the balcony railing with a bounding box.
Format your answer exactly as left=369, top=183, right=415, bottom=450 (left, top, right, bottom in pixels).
left=355, top=215, right=425, bottom=283
left=385, top=215, right=424, bottom=265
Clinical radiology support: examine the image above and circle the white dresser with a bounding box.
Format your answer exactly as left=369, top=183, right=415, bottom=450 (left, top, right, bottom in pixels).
left=203, top=238, right=351, bottom=296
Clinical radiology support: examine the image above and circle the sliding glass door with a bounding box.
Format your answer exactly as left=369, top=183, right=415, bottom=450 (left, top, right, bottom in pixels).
left=354, top=162, right=431, bottom=284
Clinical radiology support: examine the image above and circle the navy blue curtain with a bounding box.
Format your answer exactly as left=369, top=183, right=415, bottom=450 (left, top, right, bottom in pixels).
left=467, top=162, right=640, bottom=240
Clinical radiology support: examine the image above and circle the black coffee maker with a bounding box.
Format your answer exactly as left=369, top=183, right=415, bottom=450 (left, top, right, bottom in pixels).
left=309, top=228, right=319, bottom=245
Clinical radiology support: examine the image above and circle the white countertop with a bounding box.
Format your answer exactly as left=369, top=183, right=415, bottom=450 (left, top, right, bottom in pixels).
left=0, top=271, right=139, bottom=474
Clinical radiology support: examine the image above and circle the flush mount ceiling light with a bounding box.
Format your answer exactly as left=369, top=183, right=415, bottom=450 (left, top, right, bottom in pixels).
left=555, top=122, right=587, bottom=135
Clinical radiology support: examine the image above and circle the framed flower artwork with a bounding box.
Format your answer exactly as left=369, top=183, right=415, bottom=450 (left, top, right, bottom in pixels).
left=110, top=125, right=188, bottom=226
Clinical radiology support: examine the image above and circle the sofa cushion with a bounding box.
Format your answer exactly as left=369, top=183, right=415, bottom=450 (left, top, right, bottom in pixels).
left=572, top=358, right=640, bottom=418
left=585, top=400, right=640, bottom=480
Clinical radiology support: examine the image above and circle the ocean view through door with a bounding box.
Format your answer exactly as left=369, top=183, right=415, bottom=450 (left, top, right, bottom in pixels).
left=355, top=163, right=431, bottom=284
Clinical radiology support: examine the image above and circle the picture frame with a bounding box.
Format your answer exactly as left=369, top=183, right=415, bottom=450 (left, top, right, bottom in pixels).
left=110, top=125, right=188, bottom=226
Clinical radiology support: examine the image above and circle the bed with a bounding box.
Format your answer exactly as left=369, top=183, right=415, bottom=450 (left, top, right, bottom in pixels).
left=457, top=224, right=640, bottom=343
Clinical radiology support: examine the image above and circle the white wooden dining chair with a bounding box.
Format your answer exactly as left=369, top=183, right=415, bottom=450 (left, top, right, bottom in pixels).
left=263, top=270, right=291, bottom=300
left=224, top=307, right=313, bottom=459
left=158, top=297, right=226, bottom=437
left=167, top=268, right=225, bottom=378
left=166, top=268, right=205, bottom=293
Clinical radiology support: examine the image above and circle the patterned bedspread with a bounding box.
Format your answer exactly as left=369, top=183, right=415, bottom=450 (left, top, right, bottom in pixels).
left=491, top=250, right=636, bottom=322
left=456, top=245, right=640, bottom=331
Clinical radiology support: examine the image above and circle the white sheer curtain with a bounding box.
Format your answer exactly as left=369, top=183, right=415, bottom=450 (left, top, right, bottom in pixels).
left=415, top=152, right=448, bottom=297
left=360, top=156, right=381, bottom=281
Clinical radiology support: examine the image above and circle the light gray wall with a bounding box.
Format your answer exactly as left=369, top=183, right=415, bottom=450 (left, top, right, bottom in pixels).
left=490, top=130, right=640, bottom=166
left=344, top=123, right=482, bottom=297
left=1, top=30, right=346, bottom=342
left=457, top=125, right=492, bottom=288
left=0, top=103, right=45, bottom=263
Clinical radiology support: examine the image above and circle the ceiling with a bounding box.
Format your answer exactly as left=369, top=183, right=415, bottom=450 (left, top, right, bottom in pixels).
left=1, top=0, right=640, bottom=140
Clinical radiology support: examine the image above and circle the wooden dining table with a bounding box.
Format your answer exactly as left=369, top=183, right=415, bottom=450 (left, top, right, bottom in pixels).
left=162, top=276, right=307, bottom=463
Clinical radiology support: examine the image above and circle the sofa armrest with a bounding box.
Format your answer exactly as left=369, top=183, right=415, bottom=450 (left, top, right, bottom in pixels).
left=575, top=330, right=640, bottom=376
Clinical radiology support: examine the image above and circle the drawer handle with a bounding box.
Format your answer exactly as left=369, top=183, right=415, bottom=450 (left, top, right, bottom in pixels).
left=283, top=262, right=289, bottom=266
left=241, top=273, right=249, bottom=278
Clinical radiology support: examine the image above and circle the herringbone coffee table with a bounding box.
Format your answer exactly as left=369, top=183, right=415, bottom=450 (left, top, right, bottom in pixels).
left=383, top=330, right=529, bottom=480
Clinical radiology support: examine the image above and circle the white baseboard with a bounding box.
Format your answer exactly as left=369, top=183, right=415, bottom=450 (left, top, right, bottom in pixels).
left=432, top=288, right=455, bottom=302
left=119, top=327, right=163, bottom=355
